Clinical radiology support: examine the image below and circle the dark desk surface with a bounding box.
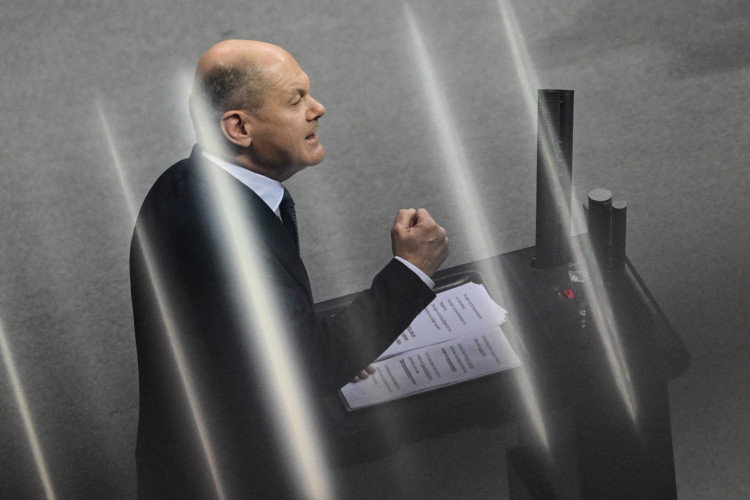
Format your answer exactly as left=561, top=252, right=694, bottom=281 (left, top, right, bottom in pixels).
left=316, top=244, right=689, bottom=499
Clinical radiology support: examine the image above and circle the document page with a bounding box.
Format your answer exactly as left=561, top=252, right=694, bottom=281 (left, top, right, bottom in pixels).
left=378, top=282, right=508, bottom=359
left=339, top=282, right=520, bottom=410
left=340, top=325, right=520, bottom=409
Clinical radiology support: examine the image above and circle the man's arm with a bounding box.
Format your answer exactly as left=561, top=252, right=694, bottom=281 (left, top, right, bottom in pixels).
left=307, top=208, right=449, bottom=389
left=351, top=208, right=449, bottom=382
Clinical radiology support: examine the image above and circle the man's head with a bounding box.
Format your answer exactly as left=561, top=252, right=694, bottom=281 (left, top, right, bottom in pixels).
left=190, top=40, right=326, bottom=181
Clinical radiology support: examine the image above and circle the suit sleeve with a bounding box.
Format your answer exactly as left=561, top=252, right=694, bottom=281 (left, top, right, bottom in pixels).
left=299, top=259, right=436, bottom=391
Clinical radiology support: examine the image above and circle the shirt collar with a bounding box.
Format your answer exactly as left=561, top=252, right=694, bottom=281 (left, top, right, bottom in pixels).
left=201, top=150, right=285, bottom=214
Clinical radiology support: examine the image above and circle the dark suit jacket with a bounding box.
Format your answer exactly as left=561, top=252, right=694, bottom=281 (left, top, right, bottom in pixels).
left=130, top=147, right=435, bottom=498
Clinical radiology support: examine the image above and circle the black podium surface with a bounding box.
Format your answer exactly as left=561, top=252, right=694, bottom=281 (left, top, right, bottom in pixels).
left=315, top=242, right=689, bottom=499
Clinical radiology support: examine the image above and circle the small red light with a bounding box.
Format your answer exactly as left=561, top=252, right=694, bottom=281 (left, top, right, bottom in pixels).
left=563, top=288, right=575, bottom=299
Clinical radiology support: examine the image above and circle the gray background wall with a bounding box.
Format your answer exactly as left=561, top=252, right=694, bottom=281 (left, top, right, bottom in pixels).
left=1, top=0, right=748, bottom=498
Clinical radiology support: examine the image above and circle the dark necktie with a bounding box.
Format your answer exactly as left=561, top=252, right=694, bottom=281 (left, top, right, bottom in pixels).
left=279, top=188, right=299, bottom=252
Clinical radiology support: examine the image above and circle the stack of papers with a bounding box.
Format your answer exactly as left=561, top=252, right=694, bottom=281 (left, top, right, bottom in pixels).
left=340, top=282, right=520, bottom=410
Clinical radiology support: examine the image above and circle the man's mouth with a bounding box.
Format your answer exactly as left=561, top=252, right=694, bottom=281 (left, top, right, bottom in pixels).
left=305, top=132, right=318, bottom=141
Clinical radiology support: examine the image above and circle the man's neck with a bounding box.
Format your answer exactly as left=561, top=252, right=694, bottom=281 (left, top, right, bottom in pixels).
left=201, top=146, right=291, bottom=182
left=201, top=150, right=286, bottom=214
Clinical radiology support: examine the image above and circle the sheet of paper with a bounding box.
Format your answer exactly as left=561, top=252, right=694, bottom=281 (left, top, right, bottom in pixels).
left=378, top=282, right=508, bottom=359
left=340, top=325, right=520, bottom=410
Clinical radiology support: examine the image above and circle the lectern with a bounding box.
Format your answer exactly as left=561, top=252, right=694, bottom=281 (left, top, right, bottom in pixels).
left=316, top=90, right=689, bottom=499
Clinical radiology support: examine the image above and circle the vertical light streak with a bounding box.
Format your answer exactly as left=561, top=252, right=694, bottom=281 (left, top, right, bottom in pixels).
left=497, top=0, right=638, bottom=422
left=571, top=239, right=638, bottom=421
left=201, top=164, right=331, bottom=500
left=498, top=0, right=540, bottom=120
left=405, top=5, right=491, bottom=259
left=179, top=75, right=333, bottom=499
left=96, top=101, right=228, bottom=500
left=0, top=318, right=57, bottom=500
left=404, top=4, right=550, bottom=452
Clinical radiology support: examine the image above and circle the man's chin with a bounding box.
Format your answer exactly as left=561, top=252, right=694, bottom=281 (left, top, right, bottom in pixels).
left=308, top=148, right=325, bottom=167
left=287, top=154, right=324, bottom=179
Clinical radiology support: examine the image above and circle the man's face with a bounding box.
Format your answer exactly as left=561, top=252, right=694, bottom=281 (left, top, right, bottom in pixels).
left=246, top=56, right=326, bottom=180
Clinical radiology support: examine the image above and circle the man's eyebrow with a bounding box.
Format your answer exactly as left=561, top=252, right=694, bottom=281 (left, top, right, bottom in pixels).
left=293, top=74, right=310, bottom=93
left=285, top=88, right=305, bottom=103
left=285, top=86, right=307, bottom=100
left=284, top=74, right=310, bottom=99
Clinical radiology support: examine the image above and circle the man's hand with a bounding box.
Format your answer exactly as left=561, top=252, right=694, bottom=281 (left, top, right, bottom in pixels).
left=391, top=208, right=449, bottom=278
left=351, top=365, right=376, bottom=383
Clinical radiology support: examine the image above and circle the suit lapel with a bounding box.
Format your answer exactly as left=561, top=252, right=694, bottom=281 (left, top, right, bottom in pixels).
left=189, top=150, right=314, bottom=304
left=240, top=187, right=314, bottom=303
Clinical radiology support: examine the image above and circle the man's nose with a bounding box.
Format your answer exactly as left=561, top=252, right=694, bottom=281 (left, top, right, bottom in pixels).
left=307, top=97, right=325, bottom=120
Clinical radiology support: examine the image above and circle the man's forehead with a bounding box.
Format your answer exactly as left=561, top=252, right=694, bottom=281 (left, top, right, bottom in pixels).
left=268, top=64, right=310, bottom=96
left=283, top=71, right=311, bottom=93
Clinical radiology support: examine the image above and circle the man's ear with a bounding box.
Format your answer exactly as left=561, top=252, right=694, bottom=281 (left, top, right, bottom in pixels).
left=220, top=110, right=253, bottom=148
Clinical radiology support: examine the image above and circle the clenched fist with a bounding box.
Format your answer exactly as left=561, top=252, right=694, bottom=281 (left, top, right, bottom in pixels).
left=391, top=208, right=449, bottom=278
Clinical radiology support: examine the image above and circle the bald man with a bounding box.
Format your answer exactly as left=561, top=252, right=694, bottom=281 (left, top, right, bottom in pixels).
left=130, top=40, right=449, bottom=498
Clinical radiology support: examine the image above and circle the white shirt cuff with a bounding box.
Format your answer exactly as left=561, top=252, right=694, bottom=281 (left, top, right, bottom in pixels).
left=394, top=257, right=435, bottom=289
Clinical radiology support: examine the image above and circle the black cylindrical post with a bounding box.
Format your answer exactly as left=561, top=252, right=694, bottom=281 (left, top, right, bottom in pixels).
left=587, top=187, right=613, bottom=256
left=534, top=89, right=574, bottom=267
left=611, top=200, right=627, bottom=263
